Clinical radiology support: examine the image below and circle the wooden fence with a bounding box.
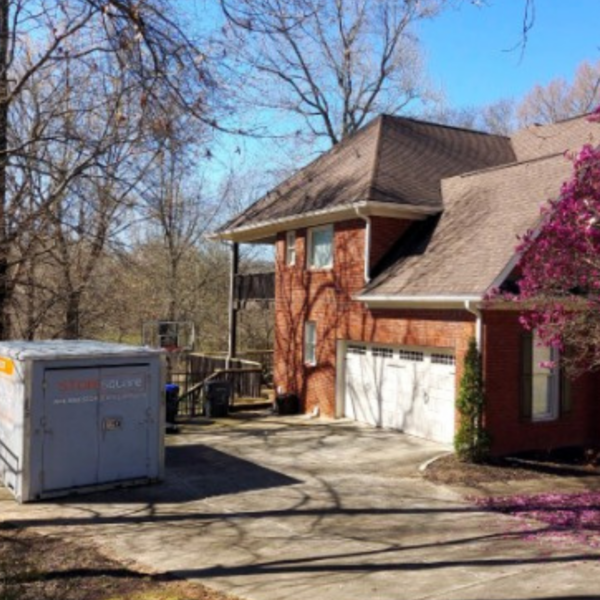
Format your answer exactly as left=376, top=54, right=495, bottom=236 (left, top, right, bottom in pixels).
left=174, top=353, right=264, bottom=416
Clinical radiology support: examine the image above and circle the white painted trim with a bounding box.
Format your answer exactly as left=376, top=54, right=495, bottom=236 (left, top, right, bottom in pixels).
left=464, top=300, right=482, bottom=351
left=335, top=340, right=347, bottom=418
left=307, top=224, right=334, bottom=270
left=356, top=294, right=482, bottom=309
left=285, top=230, right=296, bottom=266
left=210, top=200, right=440, bottom=243
left=487, top=253, right=520, bottom=294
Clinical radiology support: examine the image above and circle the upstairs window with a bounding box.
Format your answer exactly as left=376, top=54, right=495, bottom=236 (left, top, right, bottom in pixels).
left=285, top=231, right=296, bottom=266
left=307, top=225, right=333, bottom=269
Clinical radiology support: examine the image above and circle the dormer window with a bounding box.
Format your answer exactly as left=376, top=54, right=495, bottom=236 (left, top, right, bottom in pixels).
left=285, top=231, right=296, bottom=266
left=307, top=225, right=333, bottom=270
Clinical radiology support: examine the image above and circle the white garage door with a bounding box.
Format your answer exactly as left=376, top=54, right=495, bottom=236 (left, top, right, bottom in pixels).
left=343, top=343, right=456, bottom=444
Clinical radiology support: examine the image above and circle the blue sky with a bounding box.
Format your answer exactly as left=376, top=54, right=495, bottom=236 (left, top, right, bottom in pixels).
left=184, top=1, right=600, bottom=199
left=419, top=0, right=600, bottom=108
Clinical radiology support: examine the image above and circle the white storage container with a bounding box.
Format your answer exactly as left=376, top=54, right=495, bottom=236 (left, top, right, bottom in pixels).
left=0, top=340, right=165, bottom=502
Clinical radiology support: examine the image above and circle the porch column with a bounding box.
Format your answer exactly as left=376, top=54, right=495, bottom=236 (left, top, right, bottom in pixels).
left=227, top=241, right=239, bottom=367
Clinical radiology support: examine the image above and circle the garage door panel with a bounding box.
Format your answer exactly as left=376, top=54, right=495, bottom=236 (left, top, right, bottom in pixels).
left=343, top=344, right=455, bottom=444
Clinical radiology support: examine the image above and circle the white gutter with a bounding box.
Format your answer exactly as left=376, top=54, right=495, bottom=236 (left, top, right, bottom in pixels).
left=356, top=293, right=481, bottom=305
left=464, top=300, right=482, bottom=351
left=210, top=200, right=439, bottom=243
left=355, top=207, right=372, bottom=283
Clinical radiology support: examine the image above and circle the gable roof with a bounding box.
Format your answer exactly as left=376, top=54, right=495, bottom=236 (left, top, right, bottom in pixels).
left=359, top=113, right=600, bottom=303
left=359, top=152, right=574, bottom=301
left=512, top=114, right=600, bottom=161
left=216, top=115, right=515, bottom=242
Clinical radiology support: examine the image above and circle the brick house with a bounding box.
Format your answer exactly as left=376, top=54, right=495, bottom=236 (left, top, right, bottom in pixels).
left=215, top=114, right=600, bottom=456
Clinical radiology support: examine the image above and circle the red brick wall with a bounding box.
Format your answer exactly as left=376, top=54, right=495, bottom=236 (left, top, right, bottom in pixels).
left=274, top=219, right=475, bottom=417
left=274, top=219, right=600, bottom=455
left=369, top=216, right=412, bottom=270
left=482, top=310, right=600, bottom=456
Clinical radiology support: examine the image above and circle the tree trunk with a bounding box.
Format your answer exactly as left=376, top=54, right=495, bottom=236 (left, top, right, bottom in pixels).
left=0, top=0, right=10, bottom=340
left=64, top=290, right=81, bottom=339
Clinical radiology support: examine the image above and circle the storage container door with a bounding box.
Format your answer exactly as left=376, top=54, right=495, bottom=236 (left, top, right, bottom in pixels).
left=42, top=368, right=101, bottom=491
left=98, top=366, right=151, bottom=482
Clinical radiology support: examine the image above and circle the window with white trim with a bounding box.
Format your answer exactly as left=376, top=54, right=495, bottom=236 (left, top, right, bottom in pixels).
left=304, top=321, right=317, bottom=365
left=531, top=334, right=559, bottom=421
left=307, top=225, right=333, bottom=269
left=285, top=231, right=296, bottom=266
left=347, top=344, right=367, bottom=355
left=521, top=331, right=562, bottom=422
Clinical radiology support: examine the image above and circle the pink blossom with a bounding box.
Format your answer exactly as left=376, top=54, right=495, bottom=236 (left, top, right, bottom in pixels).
left=473, top=491, right=600, bottom=549
left=492, top=122, right=600, bottom=373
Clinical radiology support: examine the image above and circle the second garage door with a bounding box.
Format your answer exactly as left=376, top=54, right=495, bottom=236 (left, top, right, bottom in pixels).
left=343, top=343, right=456, bottom=444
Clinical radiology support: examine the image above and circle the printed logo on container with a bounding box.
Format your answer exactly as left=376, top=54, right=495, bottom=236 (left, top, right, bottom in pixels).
left=52, top=372, right=148, bottom=405
left=0, top=356, right=14, bottom=377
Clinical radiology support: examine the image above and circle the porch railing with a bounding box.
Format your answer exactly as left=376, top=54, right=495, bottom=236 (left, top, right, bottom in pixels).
left=176, top=353, right=265, bottom=416
left=234, top=272, right=275, bottom=305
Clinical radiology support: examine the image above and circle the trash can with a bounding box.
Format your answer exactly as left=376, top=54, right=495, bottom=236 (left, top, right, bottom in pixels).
left=165, top=383, right=180, bottom=427
left=274, top=393, right=300, bottom=415
left=204, top=381, right=231, bottom=418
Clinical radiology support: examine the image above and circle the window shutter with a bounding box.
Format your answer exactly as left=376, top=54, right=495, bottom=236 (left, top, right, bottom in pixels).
left=560, top=369, right=572, bottom=415
left=520, top=331, right=533, bottom=419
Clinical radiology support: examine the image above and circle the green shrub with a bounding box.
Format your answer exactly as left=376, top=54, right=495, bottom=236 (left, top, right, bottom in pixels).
left=454, top=337, right=490, bottom=463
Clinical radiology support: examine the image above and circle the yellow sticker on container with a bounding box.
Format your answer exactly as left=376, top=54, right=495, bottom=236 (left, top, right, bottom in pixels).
left=0, top=356, right=14, bottom=377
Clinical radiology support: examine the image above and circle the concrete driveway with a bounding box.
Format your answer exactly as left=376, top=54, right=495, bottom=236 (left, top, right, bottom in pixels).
left=2, top=414, right=600, bottom=600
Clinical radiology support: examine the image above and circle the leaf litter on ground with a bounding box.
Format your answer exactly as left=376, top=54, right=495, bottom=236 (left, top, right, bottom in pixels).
left=472, top=491, right=600, bottom=549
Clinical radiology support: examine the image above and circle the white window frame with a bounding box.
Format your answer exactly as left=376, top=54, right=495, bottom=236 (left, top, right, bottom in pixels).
left=285, top=230, right=296, bottom=266
left=531, top=333, right=560, bottom=422
left=307, top=224, right=333, bottom=270
left=304, top=321, right=317, bottom=365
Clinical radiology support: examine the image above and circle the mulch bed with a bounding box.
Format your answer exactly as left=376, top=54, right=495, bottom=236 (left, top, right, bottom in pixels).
left=424, top=450, right=600, bottom=487
left=0, top=523, right=238, bottom=600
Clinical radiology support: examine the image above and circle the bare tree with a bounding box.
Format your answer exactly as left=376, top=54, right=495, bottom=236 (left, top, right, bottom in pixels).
left=140, top=127, right=221, bottom=323
left=425, top=97, right=517, bottom=135
left=517, top=59, right=600, bottom=126
left=0, top=0, right=211, bottom=339
left=220, top=0, right=447, bottom=146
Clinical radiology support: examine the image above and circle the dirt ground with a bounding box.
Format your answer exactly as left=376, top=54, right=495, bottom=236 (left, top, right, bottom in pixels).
left=0, top=523, right=240, bottom=600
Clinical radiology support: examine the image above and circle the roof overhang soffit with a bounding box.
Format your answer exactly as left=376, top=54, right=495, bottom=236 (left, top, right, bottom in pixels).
left=211, top=201, right=441, bottom=244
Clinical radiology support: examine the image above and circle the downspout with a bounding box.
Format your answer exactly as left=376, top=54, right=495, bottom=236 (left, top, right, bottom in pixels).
left=355, top=207, right=372, bottom=283
left=464, top=300, right=482, bottom=351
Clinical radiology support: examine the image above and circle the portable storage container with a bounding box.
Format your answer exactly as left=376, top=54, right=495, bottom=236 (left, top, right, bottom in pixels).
left=0, top=340, right=165, bottom=502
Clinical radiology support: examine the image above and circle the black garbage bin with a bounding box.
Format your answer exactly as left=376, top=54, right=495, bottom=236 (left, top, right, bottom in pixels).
left=204, top=381, right=231, bottom=418
left=274, top=393, right=300, bottom=415
left=165, top=383, right=180, bottom=432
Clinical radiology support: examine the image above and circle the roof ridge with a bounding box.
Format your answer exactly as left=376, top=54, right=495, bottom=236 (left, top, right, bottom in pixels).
left=368, top=115, right=386, bottom=197
left=449, top=151, right=568, bottom=181
left=381, top=113, right=511, bottom=139
left=524, top=112, right=594, bottom=129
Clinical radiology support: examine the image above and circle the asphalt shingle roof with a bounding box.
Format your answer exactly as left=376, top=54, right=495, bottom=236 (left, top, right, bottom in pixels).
left=362, top=153, right=575, bottom=297
left=512, top=114, right=600, bottom=161
left=362, top=114, right=599, bottom=298
left=218, top=115, right=515, bottom=232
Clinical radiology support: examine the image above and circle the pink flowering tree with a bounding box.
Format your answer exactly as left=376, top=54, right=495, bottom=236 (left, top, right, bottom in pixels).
left=513, top=109, right=600, bottom=374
